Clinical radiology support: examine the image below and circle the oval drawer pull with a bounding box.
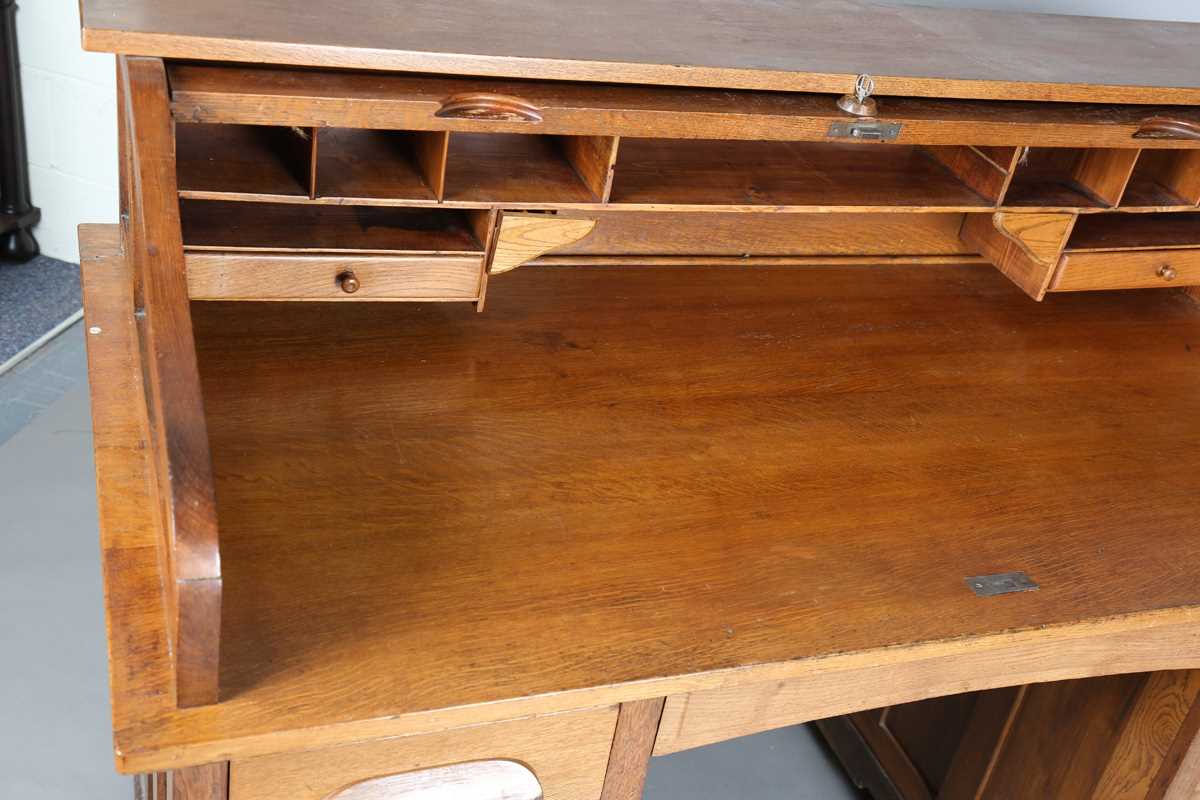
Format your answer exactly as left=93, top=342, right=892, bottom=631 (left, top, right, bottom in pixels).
left=1134, top=117, right=1200, bottom=140
left=436, top=92, right=544, bottom=123
left=337, top=270, right=361, bottom=293
left=1158, top=264, right=1178, bottom=282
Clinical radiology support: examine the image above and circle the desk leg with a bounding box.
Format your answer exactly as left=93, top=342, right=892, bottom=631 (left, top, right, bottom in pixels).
left=600, top=698, right=667, bottom=800
left=135, top=763, right=228, bottom=800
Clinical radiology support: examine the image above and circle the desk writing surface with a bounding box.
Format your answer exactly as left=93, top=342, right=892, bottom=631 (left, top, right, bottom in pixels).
left=82, top=0, right=1200, bottom=104
left=84, top=221, right=1200, bottom=771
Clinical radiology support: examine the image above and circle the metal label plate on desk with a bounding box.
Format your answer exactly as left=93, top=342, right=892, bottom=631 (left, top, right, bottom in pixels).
left=966, top=571, right=1039, bottom=597
left=827, top=120, right=903, bottom=142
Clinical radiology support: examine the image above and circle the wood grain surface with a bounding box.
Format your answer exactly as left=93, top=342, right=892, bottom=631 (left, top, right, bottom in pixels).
left=488, top=213, right=597, bottom=274
left=992, top=211, right=1077, bottom=266
left=1093, top=671, right=1200, bottom=799
left=232, top=707, right=617, bottom=800
left=173, top=763, right=228, bottom=800
left=85, top=239, right=1200, bottom=771
left=166, top=64, right=1200, bottom=150
left=80, top=0, right=1200, bottom=104
left=548, top=212, right=974, bottom=257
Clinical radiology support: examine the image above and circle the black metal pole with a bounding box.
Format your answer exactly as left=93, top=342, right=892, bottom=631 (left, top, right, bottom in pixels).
left=0, top=0, right=40, bottom=263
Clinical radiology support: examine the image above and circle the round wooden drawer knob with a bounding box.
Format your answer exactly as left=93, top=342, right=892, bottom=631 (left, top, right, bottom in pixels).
left=1158, top=264, right=1178, bottom=282
left=337, top=270, right=361, bottom=294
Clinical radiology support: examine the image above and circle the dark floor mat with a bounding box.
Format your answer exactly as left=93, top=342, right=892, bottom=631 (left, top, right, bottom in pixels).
left=0, top=256, right=82, bottom=367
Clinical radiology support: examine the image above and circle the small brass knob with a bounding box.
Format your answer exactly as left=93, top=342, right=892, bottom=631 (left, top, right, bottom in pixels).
left=1158, top=264, right=1177, bottom=282
left=337, top=270, right=360, bottom=294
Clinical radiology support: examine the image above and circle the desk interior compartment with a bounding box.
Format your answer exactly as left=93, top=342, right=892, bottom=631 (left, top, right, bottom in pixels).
left=315, top=128, right=449, bottom=202
left=607, top=139, right=997, bottom=208
left=1002, top=147, right=1138, bottom=208
left=442, top=133, right=617, bottom=204
left=1119, top=149, right=1200, bottom=209
left=179, top=199, right=485, bottom=254
left=1067, top=212, right=1200, bottom=252
left=176, top=122, right=316, bottom=199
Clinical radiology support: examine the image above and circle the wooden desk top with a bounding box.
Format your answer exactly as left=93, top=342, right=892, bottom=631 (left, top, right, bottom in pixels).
left=82, top=224, right=1200, bottom=773
left=82, top=0, right=1200, bottom=104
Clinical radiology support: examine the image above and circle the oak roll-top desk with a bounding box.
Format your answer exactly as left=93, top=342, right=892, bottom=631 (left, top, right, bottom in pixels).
left=77, top=1, right=1200, bottom=798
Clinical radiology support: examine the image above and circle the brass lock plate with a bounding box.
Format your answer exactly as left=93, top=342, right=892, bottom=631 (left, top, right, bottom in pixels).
left=827, top=120, right=902, bottom=142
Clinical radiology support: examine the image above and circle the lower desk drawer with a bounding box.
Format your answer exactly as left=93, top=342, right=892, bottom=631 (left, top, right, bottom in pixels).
left=185, top=253, right=485, bottom=301
left=1051, top=248, right=1200, bottom=292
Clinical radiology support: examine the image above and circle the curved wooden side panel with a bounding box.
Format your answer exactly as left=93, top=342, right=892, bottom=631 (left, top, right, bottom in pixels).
left=962, top=211, right=1076, bottom=300
left=327, top=761, right=542, bottom=800
left=487, top=213, right=597, bottom=275
left=119, top=55, right=222, bottom=708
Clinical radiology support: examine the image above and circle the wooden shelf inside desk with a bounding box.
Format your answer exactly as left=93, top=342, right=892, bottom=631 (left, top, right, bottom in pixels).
left=609, top=139, right=994, bottom=208
left=1067, top=212, right=1200, bottom=252
left=179, top=200, right=484, bottom=254
left=176, top=123, right=315, bottom=200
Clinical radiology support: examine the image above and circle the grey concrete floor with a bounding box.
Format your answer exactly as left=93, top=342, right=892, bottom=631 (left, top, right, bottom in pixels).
left=0, top=323, right=860, bottom=799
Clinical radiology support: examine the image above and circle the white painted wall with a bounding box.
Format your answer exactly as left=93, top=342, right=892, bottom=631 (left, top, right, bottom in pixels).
left=13, top=0, right=1200, bottom=262
left=16, top=1, right=116, bottom=262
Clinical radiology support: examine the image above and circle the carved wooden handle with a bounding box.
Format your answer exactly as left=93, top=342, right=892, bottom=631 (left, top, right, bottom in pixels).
left=436, top=93, right=544, bottom=122
left=1134, top=117, right=1200, bottom=140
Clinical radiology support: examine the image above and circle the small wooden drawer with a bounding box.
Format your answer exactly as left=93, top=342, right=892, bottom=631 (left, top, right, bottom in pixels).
left=185, top=253, right=484, bottom=301
left=1050, top=248, right=1200, bottom=292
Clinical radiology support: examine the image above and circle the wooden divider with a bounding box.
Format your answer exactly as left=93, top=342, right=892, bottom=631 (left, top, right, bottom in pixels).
left=1002, top=147, right=1139, bottom=208
left=560, top=135, right=620, bottom=202
left=925, top=145, right=1018, bottom=205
